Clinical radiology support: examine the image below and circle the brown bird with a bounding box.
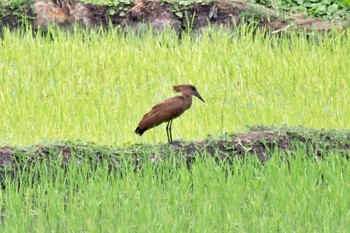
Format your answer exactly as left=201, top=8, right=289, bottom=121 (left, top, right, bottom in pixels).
left=135, top=84, right=205, bottom=143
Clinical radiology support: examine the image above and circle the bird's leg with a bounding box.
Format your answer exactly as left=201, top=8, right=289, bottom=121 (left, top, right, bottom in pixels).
left=169, top=119, right=173, bottom=143
left=166, top=120, right=171, bottom=143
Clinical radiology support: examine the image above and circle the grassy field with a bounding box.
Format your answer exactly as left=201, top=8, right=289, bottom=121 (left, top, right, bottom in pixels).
left=0, top=27, right=349, bottom=146
left=0, top=150, right=349, bottom=232
left=1, top=26, right=350, bottom=232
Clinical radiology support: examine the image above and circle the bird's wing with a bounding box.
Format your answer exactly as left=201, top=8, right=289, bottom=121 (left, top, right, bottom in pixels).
left=138, top=96, right=185, bottom=130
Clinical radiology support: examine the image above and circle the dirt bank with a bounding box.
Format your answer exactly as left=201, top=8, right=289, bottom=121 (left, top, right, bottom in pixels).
left=1, top=126, right=350, bottom=179
left=0, top=0, right=347, bottom=34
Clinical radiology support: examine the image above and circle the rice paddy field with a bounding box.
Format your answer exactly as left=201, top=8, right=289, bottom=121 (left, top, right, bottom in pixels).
left=1, top=26, right=350, bottom=232
left=1, top=27, right=349, bottom=146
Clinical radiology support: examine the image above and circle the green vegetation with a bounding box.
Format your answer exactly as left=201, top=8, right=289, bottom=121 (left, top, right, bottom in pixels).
left=252, top=0, right=350, bottom=19
left=1, top=3, right=350, bottom=232
left=0, top=149, right=349, bottom=232
left=0, top=0, right=31, bottom=7
left=0, top=0, right=32, bottom=22
left=0, top=27, right=349, bottom=146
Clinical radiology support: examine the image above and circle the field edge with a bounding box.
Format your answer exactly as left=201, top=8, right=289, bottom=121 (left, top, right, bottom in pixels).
left=0, top=126, right=349, bottom=178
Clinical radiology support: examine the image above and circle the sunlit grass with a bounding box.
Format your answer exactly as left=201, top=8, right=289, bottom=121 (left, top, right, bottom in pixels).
left=0, top=27, right=349, bottom=146
left=0, top=150, right=349, bottom=232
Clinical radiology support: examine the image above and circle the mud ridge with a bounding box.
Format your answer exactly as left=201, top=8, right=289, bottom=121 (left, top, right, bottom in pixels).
left=1, top=126, right=350, bottom=179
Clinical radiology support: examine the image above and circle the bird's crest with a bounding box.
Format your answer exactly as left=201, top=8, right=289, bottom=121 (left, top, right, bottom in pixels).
left=173, top=84, right=196, bottom=93
left=173, top=85, right=182, bottom=93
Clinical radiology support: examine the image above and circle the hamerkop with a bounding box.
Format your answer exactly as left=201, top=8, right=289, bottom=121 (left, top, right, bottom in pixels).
left=135, top=84, right=205, bottom=143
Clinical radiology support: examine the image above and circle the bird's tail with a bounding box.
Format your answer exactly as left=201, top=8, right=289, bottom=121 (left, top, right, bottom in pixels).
left=135, top=127, right=145, bottom=135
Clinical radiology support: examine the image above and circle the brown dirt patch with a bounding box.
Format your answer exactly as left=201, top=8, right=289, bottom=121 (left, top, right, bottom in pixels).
left=0, top=0, right=347, bottom=34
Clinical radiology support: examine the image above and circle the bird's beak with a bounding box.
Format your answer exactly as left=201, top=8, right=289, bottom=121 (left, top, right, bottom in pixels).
left=195, top=91, right=205, bottom=103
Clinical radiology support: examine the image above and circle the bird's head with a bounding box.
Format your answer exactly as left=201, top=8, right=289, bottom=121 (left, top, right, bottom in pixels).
left=173, top=84, right=205, bottom=102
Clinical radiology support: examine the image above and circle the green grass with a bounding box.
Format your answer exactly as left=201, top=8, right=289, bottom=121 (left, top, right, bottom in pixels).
left=0, top=27, right=350, bottom=146
left=1, top=149, right=349, bottom=232
left=1, top=25, right=350, bottom=232
left=251, top=0, right=350, bottom=20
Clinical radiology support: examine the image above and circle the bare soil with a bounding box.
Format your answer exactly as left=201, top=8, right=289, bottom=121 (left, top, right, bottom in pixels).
left=0, top=0, right=347, bottom=34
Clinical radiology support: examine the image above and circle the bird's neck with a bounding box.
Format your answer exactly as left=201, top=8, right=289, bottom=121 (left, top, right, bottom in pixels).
left=182, top=93, right=193, bottom=110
